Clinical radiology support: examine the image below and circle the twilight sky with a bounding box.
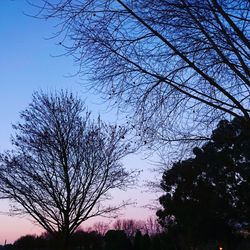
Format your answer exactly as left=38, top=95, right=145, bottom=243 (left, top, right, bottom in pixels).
left=0, top=0, right=160, bottom=244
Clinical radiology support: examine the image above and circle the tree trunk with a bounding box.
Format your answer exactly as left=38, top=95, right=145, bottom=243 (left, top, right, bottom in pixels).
left=54, top=231, right=70, bottom=250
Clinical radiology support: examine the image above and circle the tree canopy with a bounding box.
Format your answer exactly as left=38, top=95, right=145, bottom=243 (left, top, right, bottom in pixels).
left=31, top=0, right=250, bottom=152
left=157, top=117, right=250, bottom=249
left=0, top=91, right=136, bottom=250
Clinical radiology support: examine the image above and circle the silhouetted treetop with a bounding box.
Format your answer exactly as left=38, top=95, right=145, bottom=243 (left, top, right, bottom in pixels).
left=157, top=117, right=250, bottom=249
left=31, top=0, right=250, bottom=153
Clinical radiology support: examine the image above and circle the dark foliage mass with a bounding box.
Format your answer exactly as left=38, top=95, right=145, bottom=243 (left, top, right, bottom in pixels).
left=157, top=118, right=250, bottom=249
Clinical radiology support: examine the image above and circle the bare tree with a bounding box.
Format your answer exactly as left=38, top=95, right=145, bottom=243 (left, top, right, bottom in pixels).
left=29, top=0, right=250, bottom=155
left=144, top=217, right=162, bottom=235
left=112, top=217, right=162, bottom=236
left=0, top=91, right=136, bottom=250
left=91, top=222, right=110, bottom=235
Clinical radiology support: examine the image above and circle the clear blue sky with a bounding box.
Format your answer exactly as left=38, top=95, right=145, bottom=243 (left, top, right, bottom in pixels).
left=0, top=0, right=160, bottom=244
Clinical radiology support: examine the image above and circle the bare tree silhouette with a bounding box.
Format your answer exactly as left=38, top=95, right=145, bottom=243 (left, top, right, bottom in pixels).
left=0, top=91, right=136, bottom=250
left=30, top=0, right=250, bottom=154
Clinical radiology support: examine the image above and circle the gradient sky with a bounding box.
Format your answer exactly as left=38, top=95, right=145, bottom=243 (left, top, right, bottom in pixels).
left=0, top=0, right=160, bottom=244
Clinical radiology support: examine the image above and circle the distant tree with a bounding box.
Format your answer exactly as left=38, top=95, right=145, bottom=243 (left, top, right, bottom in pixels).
left=157, top=117, right=250, bottom=249
left=144, top=217, right=163, bottom=235
left=113, top=219, right=139, bottom=238
left=91, top=222, right=110, bottom=236
left=134, top=230, right=143, bottom=250
left=141, top=233, right=152, bottom=250
left=0, top=91, right=136, bottom=250
left=13, top=235, right=38, bottom=250
left=31, top=0, right=250, bottom=154
left=1, top=245, right=13, bottom=250
left=71, top=230, right=103, bottom=250
left=150, top=232, right=175, bottom=250
left=104, top=230, right=132, bottom=250
left=112, top=217, right=162, bottom=237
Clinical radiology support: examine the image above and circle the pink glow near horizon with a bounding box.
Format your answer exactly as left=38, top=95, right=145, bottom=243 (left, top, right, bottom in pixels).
left=0, top=202, right=155, bottom=244
left=0, top=1, right=161, bottom=244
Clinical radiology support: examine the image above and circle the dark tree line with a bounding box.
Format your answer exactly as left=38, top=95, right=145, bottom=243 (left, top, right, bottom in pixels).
left=1, top=225, right=250, bottom=250
left=0, top=218, right=163, bottom=250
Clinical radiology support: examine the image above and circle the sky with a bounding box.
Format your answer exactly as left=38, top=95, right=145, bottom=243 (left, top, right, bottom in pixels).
left=0, top=0, right=161, bottom=244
